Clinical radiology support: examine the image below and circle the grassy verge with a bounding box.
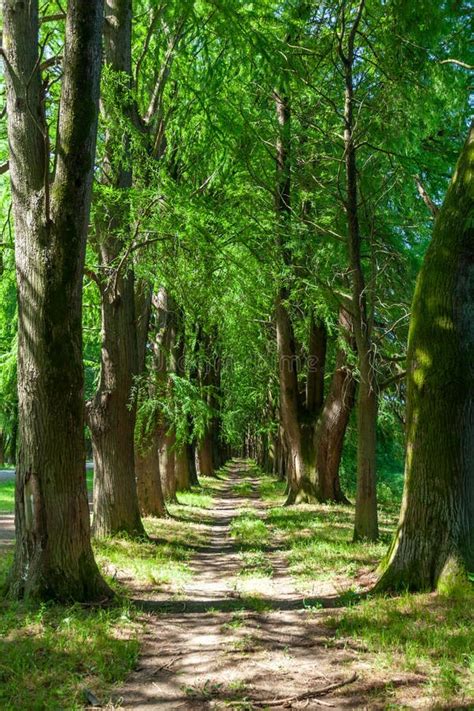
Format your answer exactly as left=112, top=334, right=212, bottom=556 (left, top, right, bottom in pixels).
left=0, top=469, right=95, bottom=514
left=331, top=587, right=474, bottom=701
left=0, top=478, right=216, bottom=710
left=0, top=553, right=140, bottom=710
left=0, top=479, right=14, bottom=513
left=258, top=470, right=474, bottom=705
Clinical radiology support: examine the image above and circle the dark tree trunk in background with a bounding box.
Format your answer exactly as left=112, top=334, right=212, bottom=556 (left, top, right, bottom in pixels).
left=175, top=447, right=191, bottom=491
left=198, top=432, right=214, bottom=477
left=376, top=125, right=474, bottom=592
left=134, top=283, right=166, bottom=517
left=174, top=315, right=191, bottom=491
left=152, top=289, right=178, bottom=502
left=88, top=0, right=144, bottom=539
left=315, top=309, right=355, bottom=503
left=306, top=317, right=327, bottom=416
left=159, top=429, right=177, bottom=501
left=188, top=442, right=199, bottom=486
left=316, top=349, right=355, bottom=503
left=338, top=0, right=378, bottom=540
left=4, top=0, right=110, bottom=600
left=136, top=433, right=166, bottom=518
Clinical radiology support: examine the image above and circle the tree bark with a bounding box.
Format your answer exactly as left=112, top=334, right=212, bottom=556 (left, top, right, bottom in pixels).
left=276, top=297, right=317, bottom=503
left=4, top=0, right=110, bottom=600
left=135, top=430, right=166, bottom=518
left=134, top=283, right=166, bottom=517
left=376, top=125, right=474, bottom=591
left=339, top=0, right=378, bottom=540
left=198, top=432, right=214, bottom=477
left=159, top=428, right=177, bottom=501
left=315, top=351, right=355, bottom=503
left=175, top=446, right=191, bottom=491
left=188, top=441, right=199, bottom=486
left=306, top=317, right=327, bottom=416
left=88, top=0, right=144, bottom=539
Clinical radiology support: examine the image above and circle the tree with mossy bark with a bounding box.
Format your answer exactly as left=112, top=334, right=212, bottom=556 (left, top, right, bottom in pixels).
left=376, top=124, right=474, bottom=592
left=3, top=0, right=110, bottom=601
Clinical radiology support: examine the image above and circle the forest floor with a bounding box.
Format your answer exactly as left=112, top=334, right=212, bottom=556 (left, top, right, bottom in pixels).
left=0, top=461, right=472, bottom=710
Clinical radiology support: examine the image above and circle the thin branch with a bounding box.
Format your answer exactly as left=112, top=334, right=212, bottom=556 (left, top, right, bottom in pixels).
left=255, top=673, right=358, bottom=707
left=39, top=13, right=66, bottom=24
left=380, top=370, right=406, bottom=391
left=0, top=162, right=9, bottom=175
left=414, top=175, right=439, bottom=218
left=439, top=58, right=473, bottom=70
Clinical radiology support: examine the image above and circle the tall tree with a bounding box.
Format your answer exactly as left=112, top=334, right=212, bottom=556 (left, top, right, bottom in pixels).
left=376, top=124, right=474, bottom=591
left=3, top=0, right=110, bottom=599
left=87, top=0, right=145, bottom=538
left=338, top=0, right=378, bottom=540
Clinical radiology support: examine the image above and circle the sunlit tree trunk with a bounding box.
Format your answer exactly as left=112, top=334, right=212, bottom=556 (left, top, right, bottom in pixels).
left=4, top=0, right=110, bottom=600
left=376, top=125, right=474, bottom=591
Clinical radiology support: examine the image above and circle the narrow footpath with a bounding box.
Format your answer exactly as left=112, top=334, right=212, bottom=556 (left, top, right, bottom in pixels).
left=117, top=462, right=364, bottom=710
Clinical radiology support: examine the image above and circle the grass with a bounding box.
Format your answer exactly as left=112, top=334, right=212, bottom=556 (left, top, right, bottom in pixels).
left=0, top=553, right=140, bottom=710
left=230, top=510, right=269, bottom=549
left=330, top=587, right=474, bottom=701
left=232, top=480, right=254, bottom=496
left=256, top=470, right=474, bottom=706
left=0, top=479, right=14, bottom=513
left=0, top=476, right=217, bottom=710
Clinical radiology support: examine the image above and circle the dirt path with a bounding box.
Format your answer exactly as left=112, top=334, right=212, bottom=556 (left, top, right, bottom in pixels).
left=117, top=463, right=366, bottom=710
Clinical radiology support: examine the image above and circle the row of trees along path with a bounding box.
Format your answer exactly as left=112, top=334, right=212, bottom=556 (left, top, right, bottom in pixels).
left=116, top=461, right=425, bottom=710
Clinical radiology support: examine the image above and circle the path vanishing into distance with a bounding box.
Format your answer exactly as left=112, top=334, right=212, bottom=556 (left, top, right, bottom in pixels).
left=114, top=462, right=424, bottom=710
left=1, top=461, right=463, bottom=709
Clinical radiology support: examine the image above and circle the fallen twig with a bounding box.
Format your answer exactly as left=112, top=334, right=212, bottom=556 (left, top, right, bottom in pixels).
left=254, top=673, right=358, bottom=707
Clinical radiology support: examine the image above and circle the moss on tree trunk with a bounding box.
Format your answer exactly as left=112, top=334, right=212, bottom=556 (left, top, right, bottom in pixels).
left=376, top=125, right=474, bottom=592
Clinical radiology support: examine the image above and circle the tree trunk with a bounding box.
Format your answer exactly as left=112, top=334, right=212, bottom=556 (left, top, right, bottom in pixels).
left=198, top=432, right=214, bottom=476
left=306, top=317, right=327, bottom=416
left=88, top=0, right=144, bottom=539
left=276, top=296, right=317, bottom=504
left=376, top=125, right=474, bottom=591
left=353, top=363, right=378, bottom=540
left=135, top=430, right=166, bottom=517
left=339, top=1, right=378, bottom=540
left=188, top=442, right=199, bottom=486
left=159, top=428, right=177, bottom=501
left=315, top=349, right=355, bottom=503
left=4, top=0, right=110, bottom=600
left=175, top=446, right=191, bottom=491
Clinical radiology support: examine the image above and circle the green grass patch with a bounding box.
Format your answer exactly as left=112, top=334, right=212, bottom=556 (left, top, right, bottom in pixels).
left=0, top=479, right=14, bottom=513
left=261, top=476, right=394, bottom=585
left=230, top=510, right=269, bottom=550
left=329, top=588, right=474, bottom=702
left=174, top=476, right=217, bottom=509
left=259, top=475, right=286, bottom=501
left=0, top=554, right=140, bottom=711
left=232, top=480, right=254, bottom=496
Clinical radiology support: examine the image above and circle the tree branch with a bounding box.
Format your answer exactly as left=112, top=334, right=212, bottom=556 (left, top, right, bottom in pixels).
left=439, top=58, right=473, bottom=70
left=415, top=175, right=439, bottom=218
